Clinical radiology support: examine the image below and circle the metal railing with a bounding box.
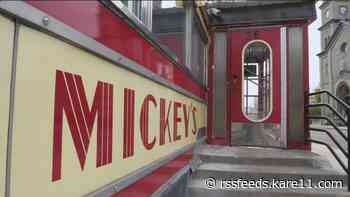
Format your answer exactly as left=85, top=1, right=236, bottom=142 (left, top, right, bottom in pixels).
left=305, top=90, right=349, bottom=191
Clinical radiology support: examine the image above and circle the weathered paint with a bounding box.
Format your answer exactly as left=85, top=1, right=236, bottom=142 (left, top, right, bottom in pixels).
left=9, top=25, right=206, bottom=196
left=0, top=14, right=14, bottom=197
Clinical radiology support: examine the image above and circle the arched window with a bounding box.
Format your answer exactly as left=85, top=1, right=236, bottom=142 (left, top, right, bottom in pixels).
left=336, top=82, right=350, bottom=116
left=242, top=41, right=273, bottom=122
left=340, top=42, right=348, bottom=53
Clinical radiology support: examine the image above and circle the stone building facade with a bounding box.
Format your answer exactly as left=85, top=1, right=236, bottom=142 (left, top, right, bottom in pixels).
left=318, top=1, right=350, bottom=116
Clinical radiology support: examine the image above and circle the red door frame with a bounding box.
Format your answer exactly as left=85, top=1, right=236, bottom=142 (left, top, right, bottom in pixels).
left=226, top=26, right=282, bottom=145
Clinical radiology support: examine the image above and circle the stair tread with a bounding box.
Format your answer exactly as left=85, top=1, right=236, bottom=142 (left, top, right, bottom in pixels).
left=197, top=162, right=346, bottom=176
left=196, top=145, right=325, bottom=160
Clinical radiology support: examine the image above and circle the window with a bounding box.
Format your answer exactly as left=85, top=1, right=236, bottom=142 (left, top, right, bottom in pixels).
left=324, top=36, right=331, bottom=49
left=191, top=14, right=207, bottom=83
left=341, top=42, right=348, bottom=53
left=113, top=0, right=208, bottom=86
left=113, top=0, right=187, bottom=65
left=325, top=9, right=330, bottom=18
left=153, top=1, right=208, bottom=85
left=242, top=41, right=272, bottom=122
left=113, top=1, right=153, bottom=30
left=339, top=5, right=348, bottom=16
left=152, top=2, right=186, bottom=66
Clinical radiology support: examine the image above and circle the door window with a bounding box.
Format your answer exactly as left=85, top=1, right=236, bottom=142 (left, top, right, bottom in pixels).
left=242, top=41, right=273, bottom=122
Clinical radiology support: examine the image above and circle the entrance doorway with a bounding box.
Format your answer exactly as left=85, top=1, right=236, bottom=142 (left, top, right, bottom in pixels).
left=227, top=27, right=286, bottom=147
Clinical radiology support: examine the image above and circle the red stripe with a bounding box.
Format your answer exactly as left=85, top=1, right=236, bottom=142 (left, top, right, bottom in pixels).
left=123, top=89, right=127, bottom=158
left=160, top=99, right=164, bottom=145
left=62, top=72, right=87, bottom=168
left=124, top=89, right=136, bottom=158
left=131, top=91, right=135, bottom=155
left=145, top=99, right=148, bottom=146
left=126, top=90, right=130, bottom=157
left=166, top=101, right=172, bottom=143
left=103, top=83, right=109, bottom=164
left=140, top=97, right=144, bottom=148
left=100, top=83, right=104, bottom=166
left=108, top=84, right=113, bottom=163
left=74, top=75, right=92, bottom=136
left=127, top=90, right=130, bottom=157
left=64, top=73, right=89, bottom=152
left=52, top=71, right=65, bottom=181
left=97, top=85, right=103, bottom=167
left=128, top=90, right=132, bottom=157
left=141, top=97, right=144, bottom=146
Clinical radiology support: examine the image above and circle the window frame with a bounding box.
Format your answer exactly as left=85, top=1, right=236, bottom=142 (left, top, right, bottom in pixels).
left=241, top=40, right=274, bottom=123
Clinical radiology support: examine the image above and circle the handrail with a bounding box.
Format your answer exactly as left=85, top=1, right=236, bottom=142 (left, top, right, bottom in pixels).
left=306, top=116, right=347, bottom=141
left=308, top=90, right=350, bottom=110
left=306, top=103, right=347, bottom=125
left=305, top=90, right=350, bottom=191
left=307, top=139, right=348, bottom=174
left=309, top=127, right=348, bottom=158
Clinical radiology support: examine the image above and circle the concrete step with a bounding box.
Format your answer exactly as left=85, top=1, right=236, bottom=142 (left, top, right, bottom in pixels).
left=187, top=145, right=349, bottom=197
left=193, top=162, right=347, bottom=186
left=194, top=145, right=331, bottom=169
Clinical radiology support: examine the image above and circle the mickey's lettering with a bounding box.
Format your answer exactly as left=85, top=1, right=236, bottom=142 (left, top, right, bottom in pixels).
left=51, top=70, right=198, bottom=181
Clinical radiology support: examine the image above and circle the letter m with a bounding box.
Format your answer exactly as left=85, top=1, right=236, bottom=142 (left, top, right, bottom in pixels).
left=52, top=70, right=113, bottom=182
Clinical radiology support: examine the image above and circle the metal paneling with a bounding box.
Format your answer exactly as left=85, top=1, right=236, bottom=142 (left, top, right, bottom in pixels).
left=231, top=123, right=281, bottom=147
left=280, top=27, right=287, bottom=148
left=0, top=14, right=14, bottom=197
left=287, top=27, right=304, bottom=142
left=213, top=32, right=227, bottom=137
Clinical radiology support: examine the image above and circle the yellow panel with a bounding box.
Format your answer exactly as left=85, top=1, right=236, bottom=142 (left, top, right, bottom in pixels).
left=11, top=25, right=207, bottom=196
left=0, top=15, right=14, bottom=197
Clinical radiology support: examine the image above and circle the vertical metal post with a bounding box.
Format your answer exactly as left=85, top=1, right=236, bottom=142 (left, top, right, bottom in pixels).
left=347, top=108, right=350, bottom=191
left=304, top=91, right=309, bottom=138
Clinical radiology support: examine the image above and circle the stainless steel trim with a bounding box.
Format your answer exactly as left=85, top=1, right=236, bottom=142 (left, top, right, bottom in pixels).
left=280, top=27, right=287, bottom=148
left=213, top=32, right=227, bottom=137
left=230, top=122, right=282, bottom=147
left=0, top=1, right=206, bottom=104
left=287, top=27, right=304, bottom=142
left=5, top=19, right=19, bottom=197
left=85, top=136, right=207, bottom=197
left=185, top=6, right=192, bottom=68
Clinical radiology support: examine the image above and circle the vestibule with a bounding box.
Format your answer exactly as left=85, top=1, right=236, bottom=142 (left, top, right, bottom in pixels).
left=204, top=0, right=316, bottom=149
